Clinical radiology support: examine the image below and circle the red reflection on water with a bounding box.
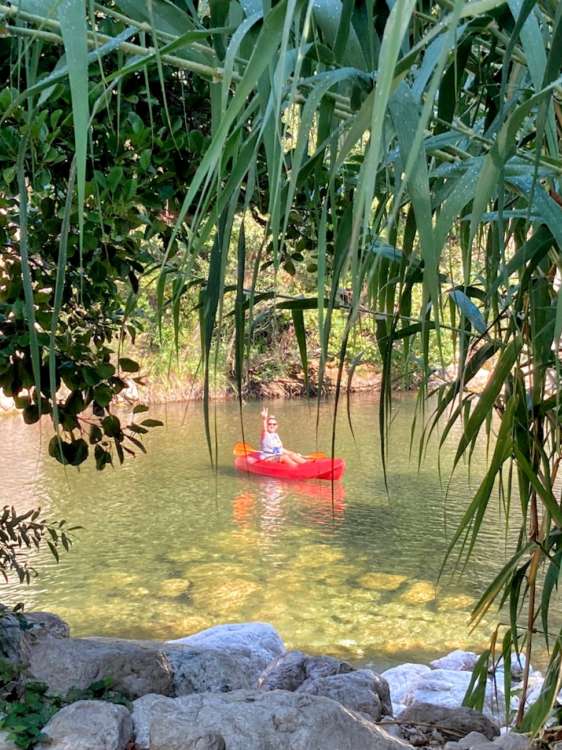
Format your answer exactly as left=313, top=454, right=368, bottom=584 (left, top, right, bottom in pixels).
left=233, top=480, right=345, bottom=529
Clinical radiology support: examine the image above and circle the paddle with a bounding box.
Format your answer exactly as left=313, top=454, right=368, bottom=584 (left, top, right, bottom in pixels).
left=233, top=442, right=327, bottom=460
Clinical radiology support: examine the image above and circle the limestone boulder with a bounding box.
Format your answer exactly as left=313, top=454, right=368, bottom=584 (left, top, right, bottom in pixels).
left=430, top=651, right=478, bottom=672
left=25, top=637, right=173, bottom=699
left=381, top=663, right=431, bottom=713
left=398, top=703, right=499, bottom=741
left=140, top=690, right=414, bottom=750
left=0, top=610, right=69, bottom=666
left=36, top=700, right=132, bottom=750
left=258, top=651, right=354, bottom=690
left=166, top=622, right=284, bottom=695
left=296, top=669, right=389, bottom=721
left=382, top=664, right=515, bottom=721
left=133, top=694, right=175, bottom=750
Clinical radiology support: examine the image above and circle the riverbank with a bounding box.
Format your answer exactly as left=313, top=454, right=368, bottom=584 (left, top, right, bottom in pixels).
left=0, top=361, right=383, bottom=416
left=0, top=610, right=542, bottom=750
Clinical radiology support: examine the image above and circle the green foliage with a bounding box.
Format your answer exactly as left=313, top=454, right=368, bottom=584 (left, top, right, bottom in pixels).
left=0, top=507, right=76, bottom=584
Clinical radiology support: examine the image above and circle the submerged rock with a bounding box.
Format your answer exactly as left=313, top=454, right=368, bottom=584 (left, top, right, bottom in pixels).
left=140, top=690, right=414, bottom=750
left=36, top=700, right=132, bottom=750
left=398, top=581, right=436, bottom=605
left=357, top=573, right=408, bottom=591
left=25, top=636, right=174, bottom=699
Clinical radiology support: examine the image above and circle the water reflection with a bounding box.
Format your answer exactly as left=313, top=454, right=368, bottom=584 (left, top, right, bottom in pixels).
left=233, top=479, right=345, bottom=531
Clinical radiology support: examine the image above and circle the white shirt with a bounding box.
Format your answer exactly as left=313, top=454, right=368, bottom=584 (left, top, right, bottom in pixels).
left=260, top=431, right=283, bottom=459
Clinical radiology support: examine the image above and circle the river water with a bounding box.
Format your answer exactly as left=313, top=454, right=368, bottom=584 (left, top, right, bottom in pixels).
left=0, top=394, right=521, bottom=669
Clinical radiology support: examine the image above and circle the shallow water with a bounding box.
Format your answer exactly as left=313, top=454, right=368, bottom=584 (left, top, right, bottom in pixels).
left=0, top=395, right=522, bottom=669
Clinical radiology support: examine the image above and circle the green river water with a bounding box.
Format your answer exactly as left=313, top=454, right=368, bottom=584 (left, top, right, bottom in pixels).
left=0, top=395, right=521, bottom=670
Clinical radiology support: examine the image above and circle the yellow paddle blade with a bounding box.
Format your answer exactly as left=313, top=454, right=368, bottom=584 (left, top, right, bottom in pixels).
left=233, top=442, right=256, bottom=456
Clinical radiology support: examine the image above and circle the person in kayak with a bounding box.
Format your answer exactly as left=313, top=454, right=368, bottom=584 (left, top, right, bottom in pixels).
left=260, top=407, right=307, bottom=467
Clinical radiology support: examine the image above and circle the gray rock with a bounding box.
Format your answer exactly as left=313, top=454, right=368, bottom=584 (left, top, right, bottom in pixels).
left=431, top=652, right=478, bottom=673
left=0, top=611, right=68, bottom=664
left=166, top=622, right=284, bottom=695
left=36, top=700, right=132, bottom=750
left=389, top=667, right=511, bottom=722
left=144, top=690, right=414, bottom=750
left=399, top=703, right=499, bottom=741
left=492, top=734, right=530, bottom=750
left=25, top=636, right=173, bottom=699
left=297, top=669, right=387, bottom=721
left=168, top=622, right=284, bottom=665
left=132, top=694, right=175, bottom=750
left=184, top=736, right=225, bottom=750
left=444, top=743, right=461, bottom=750
left=0, top=729, right=18, bottom=750
left=23, top=612, right=70, bottom=642
left=459, top=731, right=494, bottom=748
left=258, top=651, right=354, bottom=689
left=166, top=645, right=263, bottom=693
left=493, top=656, right=527, bottom=681
left=378, top=717, right=404, bottom=740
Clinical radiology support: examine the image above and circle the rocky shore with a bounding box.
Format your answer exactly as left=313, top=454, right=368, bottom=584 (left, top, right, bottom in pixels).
left=0, top=611, right=544, bottom=750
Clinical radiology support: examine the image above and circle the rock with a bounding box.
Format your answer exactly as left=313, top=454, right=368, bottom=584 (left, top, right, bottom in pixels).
left=430, top=651, right=478, bottom=672
left=183, top=737, right=225, bottom=750
left=23, top=612, right=70, bottom=641
left=36, top=700, right=132, bottom=750
left=0, top=730, right=18, bottom=750
left=399, top=703, right=499, bottom=741
left=132, top=694, right=175, bottom=750
left=168, top=622, right=284, bottom=664
left=381, top=663, right=431, bottom=711
left=444, top=743, right=461, bottom=750
left=493, top=655, right=527, bottom=681
left=258, top=650, right=354, bottom=691
left=165, top=646, right=258, bottom=693
left=358, top=573, right=407, bottom=591
left=297, top=669, right=388, bottom=721
left=25, top=637, right=173, bottom=699
left=399, top=581, right=435, bottom=605
left=142, top=690, right=414, bottom=750
left=458, top=731, right=493, bottom=748
left=166, top=623, right=284, bottom=695
left=378, top=717, right=404, bottom=740
left=0, top=610, right=69, bottom=667
left=385, top=666, right=510, bottom=721
left=492, top=734, right=530, bottom=750
left=406, top=669, right=472, bottom=710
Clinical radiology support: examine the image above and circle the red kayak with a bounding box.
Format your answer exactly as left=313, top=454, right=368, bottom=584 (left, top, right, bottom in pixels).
left=234, top=454, right=345, bottom=481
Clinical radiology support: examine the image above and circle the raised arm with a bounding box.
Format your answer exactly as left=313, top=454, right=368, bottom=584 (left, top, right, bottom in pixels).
left=261, top=406, right=268, bottom=435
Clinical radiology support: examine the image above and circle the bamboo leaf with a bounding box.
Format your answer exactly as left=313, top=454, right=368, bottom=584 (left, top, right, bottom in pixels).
left=57, top=0, right=89, bottom=273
